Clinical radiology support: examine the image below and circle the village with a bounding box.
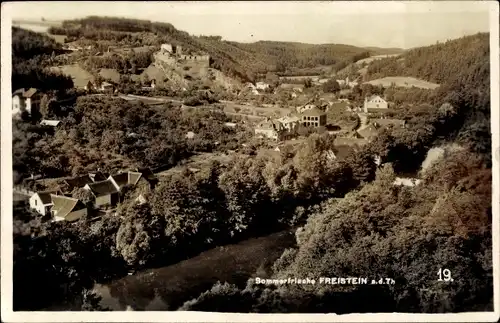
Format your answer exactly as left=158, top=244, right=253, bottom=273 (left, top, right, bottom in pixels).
left=13, top=44, right=412, bottom=224
left=8, top=6, right=493, bottom=315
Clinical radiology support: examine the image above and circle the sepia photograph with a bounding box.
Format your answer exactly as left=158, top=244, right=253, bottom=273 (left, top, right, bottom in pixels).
left=1, top=1, right=499, bottom=322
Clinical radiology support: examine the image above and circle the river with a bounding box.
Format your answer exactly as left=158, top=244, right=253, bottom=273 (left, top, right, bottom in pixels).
left=46, top=230, right=296, bottom=311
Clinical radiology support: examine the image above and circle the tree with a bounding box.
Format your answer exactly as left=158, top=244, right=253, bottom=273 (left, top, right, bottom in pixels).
left=322, top=78, right=340, bottom=93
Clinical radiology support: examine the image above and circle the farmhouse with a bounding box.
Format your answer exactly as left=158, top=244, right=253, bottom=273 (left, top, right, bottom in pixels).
left=256, top=82, right=270, bottom=90
left=276, top=116, right=300, bottom=132
left=12, top=88, right=40, bottom=116
left=84, top=179, right=120, bottom=208
left=100, top=81, right=114, bottom=93
left=300, top=107, right=327, bottom=128
left=357, top=124, right=380, bottom=140
left=50, top=195, right=87, bottom=222
left=29, top=191, right=59, bottom=216
left=255, top=118, right=285, bottom=141
left=363, top=95, right=388, bottom=112
left=62, top=174, right=97, bottom=194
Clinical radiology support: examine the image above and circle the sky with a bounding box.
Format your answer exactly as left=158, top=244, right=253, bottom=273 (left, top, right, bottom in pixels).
left=6, top=1, right=493, bottom=49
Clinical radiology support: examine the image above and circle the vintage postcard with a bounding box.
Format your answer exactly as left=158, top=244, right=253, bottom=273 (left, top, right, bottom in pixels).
left=1, top=1, right=499, bottom=322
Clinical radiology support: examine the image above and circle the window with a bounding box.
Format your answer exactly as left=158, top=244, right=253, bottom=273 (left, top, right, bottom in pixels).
left=376, top=104, right=379, bottom=108
left=34, top=199, right=37, bottom=206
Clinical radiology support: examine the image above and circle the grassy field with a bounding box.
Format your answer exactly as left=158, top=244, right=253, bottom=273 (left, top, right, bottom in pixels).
left=354, top=54, right=400, bottom=66
left=363, top=76, right=440, bottom=89
left=50, top=64, right=95, bottom=88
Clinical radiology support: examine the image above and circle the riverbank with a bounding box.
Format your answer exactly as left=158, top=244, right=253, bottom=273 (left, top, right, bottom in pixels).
left=46, top=229, right=296, bottom=311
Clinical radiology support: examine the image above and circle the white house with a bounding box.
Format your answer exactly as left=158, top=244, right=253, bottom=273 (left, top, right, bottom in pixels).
left=29, top=191, right=56, bottom=216
left=255, top=118, right=285, bottom=141
left=393, top=177, right=422, bottom=187
left=50, top=195, right=88, bottom=222
left=12, top=88, right=40, bottom=116
left=255, top=82, right=270, bottom=90
left=363, top=95, right=388, bottom=113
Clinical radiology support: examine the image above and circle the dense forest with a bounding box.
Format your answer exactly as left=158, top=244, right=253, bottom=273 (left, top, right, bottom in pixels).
left=12, top=96, right=250, bottom=181
left=47, top=16, right=387, bottom=81
left=12, top=27, right=74, bottom=91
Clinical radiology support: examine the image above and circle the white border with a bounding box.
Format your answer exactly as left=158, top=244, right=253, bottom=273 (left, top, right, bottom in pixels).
left=1, top=1, right=499, bottom=322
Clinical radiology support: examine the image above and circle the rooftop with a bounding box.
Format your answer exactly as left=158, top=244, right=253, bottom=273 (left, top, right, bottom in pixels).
left=86, top=179, right=119, bottom=197
left=301, top=107, right=326, bottom=117
left=51, top=195, right=85, bottom=218
left=40, top=120, right=61, bottom=127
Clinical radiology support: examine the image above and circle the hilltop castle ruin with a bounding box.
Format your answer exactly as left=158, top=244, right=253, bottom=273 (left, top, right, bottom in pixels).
left=155, top=43, right=210, bottom=65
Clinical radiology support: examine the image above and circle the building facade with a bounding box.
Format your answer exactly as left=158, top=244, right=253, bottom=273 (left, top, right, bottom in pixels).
left=300, top=107, right=327, bottom=128
left=363, top=95, right=388, bottom=112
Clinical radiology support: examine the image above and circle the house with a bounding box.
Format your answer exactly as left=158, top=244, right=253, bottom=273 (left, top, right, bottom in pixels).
left=276, top=116, right=300, bottom=132
left=12, top=88, right=40, bottom=116
left=62, top=175, right=95, bottom=194
left=84, top=179, right=120, bottom=208
left=50, top=195, right=87, bottom=222
left=88, top=171, right=108, bottom=182
left=255, top=82, right=270, bottom=90
left=255, top=118, right=285, bottom=141
left=357, top=124, right=380, bottom=140
left=363, top=95, right=388, bottom=113
left=40, top=120, right=61, bottom=127
left=100, top=81, right=114, bottom=93
left=29, top=191, right=59, bottom=216
left=128, top=169, right=159, bottom=203
left=300, top=107, right=327, bottom=128
left=393, top=177, right=422, bottom=187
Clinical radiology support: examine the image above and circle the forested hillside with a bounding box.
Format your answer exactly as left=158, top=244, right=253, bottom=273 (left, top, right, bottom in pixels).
left=365, top=33, right=491, bottom=161
left=48, top=16, right=391, bottom=81
left=179, top=32, right=494, bottom=312
left=12, top=27, right=73, bottom=91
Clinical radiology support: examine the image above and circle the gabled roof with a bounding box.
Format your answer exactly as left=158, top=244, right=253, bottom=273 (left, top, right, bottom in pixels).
left=256, top=119, right=283, bottom=131
left=51, top=195, right=85, bottom=218
left=366, top=95, right=385, bottom=102
left=88, top=171, right=107, bottom=182
left=32, top=191, right=57, bottom=205
left=12, top=88, right=38, bottom=98
left=64, top=175, right=93, bottom=191
left=109, top=173, right=129, bottom=188
left=24, top=88, right=38, bottom=98
left=357, top=124, right=379, bottom=139
left=134, top=168, right=158, bottom=183
left=128, top=172, right=142, bottom=186
left=301, top=107, right=326, bottom=117
left=85, top=179, right=119, bottom=197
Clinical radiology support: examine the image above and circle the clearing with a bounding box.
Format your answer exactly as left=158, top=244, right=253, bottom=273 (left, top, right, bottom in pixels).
left=50, top=64, right=95, bottom=88
left=355, top=54, right=400, bottom=66
left=363, top=76, right=440, bottom=89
